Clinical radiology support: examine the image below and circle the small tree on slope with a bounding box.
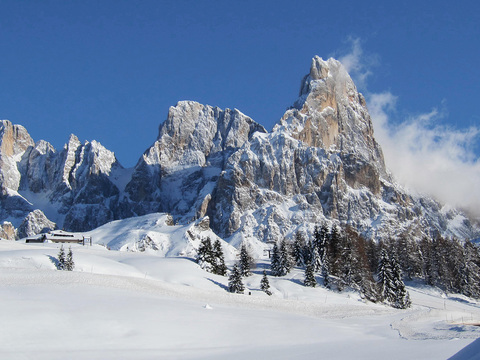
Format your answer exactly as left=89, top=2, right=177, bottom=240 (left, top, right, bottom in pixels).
left=212, top=239, right=227, bottom=276
left=228, top=264, right=244, bottom=294
left=321, top=259, right=331, bottom=289
left=196, top=237, right=214, bottom=272
left=270, top=242, right=283, bottom=276
left=293, top=231, right=306, bottom=267
left=65, top=247, right=75, bottom=271
left=278, top=239, right=293, bottom=275
left=260, top=270, right=272, bottom=296
left=304, top=262, right=317, bottom=287
left=57, top=245, right=66, bottom=270
left=239, top=243, right=255, bottom=277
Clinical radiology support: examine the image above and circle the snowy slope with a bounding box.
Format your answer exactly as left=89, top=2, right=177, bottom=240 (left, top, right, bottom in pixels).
left=0, top=239, right=479, bottom=359
left=85, top=213, right=238, bottom=259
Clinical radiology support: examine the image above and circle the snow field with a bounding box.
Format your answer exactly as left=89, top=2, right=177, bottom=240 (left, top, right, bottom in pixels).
left=0, top=239, right=479, bottom=359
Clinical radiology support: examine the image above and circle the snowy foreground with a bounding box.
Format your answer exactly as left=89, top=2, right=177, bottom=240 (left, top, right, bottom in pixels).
left=1, top=240, right=480, bottom=360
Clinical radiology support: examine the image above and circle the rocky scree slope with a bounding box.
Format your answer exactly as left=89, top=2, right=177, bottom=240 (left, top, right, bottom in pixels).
left=0, top=56, right=478, bottom=246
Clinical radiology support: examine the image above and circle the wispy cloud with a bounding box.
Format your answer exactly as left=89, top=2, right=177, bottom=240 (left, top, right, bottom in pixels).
left=339, top=40, right=480, bottom=217
left=338, top=37, right=377, bottom=89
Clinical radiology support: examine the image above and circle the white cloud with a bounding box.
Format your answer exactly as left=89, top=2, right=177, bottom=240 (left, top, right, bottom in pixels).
left=339, top=40, right=480, bottom=217
left=338, top=37, right=377, bottom=89
left=369, top=92, right=480, bottom=216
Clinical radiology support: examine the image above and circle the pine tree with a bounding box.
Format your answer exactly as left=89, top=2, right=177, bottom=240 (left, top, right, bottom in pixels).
left=310, top=241, right=322, bottom=272
left=377, top=248, right=396, bottom=304
left=239, top=243, right=255, bottom=277
left=278, top=239, right=293, bottom=275
left=260, top=270, right=272, bottom=296
left=293, top=231, right=306, bottom=267
left=57, top=245, right=66, bottom=270
left=270, top=242, right=283, bottom=276
left=65, top=247, right=75, bottom=271
left=196, top=237, right=214, bottom=272
left=321, top=259, right=330, bottom=289
left=304, top=262, right=317, bottom=287
left=228, top=264, right=244, bottom=294
left=318, top=223, right=329, bottom=261
left=377, top=248, right=410, bottom=308
left=212, top=240, right=227, bottom=276
left=390, top=254, right=411, bottom=309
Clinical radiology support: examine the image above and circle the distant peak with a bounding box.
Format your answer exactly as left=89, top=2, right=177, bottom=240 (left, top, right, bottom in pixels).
left=67, top=134, right=81, bottom=146
left=309, top=56, right=329, bottom=80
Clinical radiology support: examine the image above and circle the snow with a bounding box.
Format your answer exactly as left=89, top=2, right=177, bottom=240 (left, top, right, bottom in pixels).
left=84, top=213, right=238, bottom=260
left=0, top=238, right=479, bottom=359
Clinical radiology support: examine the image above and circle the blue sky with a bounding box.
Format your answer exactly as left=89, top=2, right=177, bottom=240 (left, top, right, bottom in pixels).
left=1, top=0, right=479, bottom=213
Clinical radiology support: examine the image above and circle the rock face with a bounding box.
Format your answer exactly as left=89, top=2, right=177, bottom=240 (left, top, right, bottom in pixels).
left=16, top=209, right=56, bottom=239
left=0, top=56, right=478, bottom=245
left=123, top=101, right=266, bottom=220
left=0, top=222, right=16, bottom=240
left=0, top=122, right=122, bottom=235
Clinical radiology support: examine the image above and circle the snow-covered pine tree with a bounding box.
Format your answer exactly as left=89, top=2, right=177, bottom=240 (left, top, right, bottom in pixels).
left=293, top=231, right=306, bottom=267
left=270, top=242, right=282, bottom=276
left=213, top=239, right=227, bottom=276
left=57, top=245, right=66, bottom=270
left=318, top=223, right=329, bottom=261
left=260, top=269, right=272, bottom=296
left=65, top=247, right=75, bottom=271
left=278, top=239, right=294, bottom=276
left=239, top=243, right=255, bottom=277
left=377, top=248, right=396, bottom=304
left=228, top=263, right=244, bottom=294
left=310, top=240, right=322, bottom=272
left=304, top=262, right=317, bottom=287
left=321, top=259, right=330, bottom=289
left=377, top=248, right=411, bottom=308
left=196, top=237, right=214, bottom=272
left=390, top=254, right=411, bottom=309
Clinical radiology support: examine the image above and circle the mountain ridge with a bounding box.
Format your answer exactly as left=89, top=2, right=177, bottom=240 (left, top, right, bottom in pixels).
left=0, top=56, right=478, bottom=246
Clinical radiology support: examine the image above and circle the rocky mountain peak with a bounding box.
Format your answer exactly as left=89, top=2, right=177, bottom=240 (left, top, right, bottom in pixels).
left=146, top=100, right=266, bottom=171
left=0, top=120, right=35, bottom=191
left=0, top=120, right=34, bottom=158
left=277, top=57, right=378, bottom=156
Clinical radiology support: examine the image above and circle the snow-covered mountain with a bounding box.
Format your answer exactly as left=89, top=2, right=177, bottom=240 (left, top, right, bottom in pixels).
left=0, top=56, right=478, bottom=246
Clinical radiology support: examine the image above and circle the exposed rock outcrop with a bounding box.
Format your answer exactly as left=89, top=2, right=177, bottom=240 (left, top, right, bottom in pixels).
left=17, top=209, right=56, bottom=239
left=0, top=221, right=16, bottom=240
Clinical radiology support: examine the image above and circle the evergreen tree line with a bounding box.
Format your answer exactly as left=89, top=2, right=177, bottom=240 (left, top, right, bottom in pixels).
left=384, top=234, right=480, bottom=298
left=270, top=225, right=410, bottom=308
left=270, top=224, right=480, bottom=307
